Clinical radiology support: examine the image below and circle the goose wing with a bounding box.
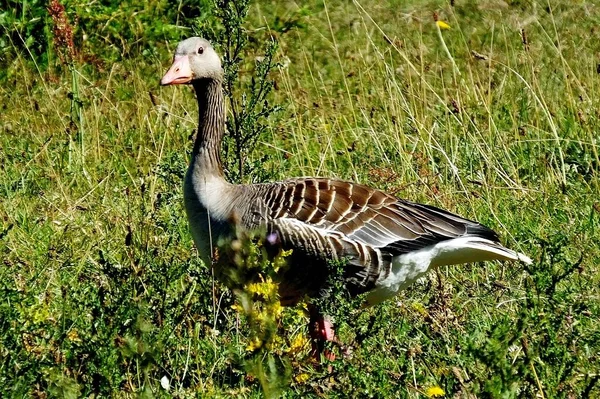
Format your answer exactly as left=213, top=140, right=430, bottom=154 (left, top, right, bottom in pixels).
left=240, top=177, right=501, bottom=301
left=253, top=177, right=498, bottom=254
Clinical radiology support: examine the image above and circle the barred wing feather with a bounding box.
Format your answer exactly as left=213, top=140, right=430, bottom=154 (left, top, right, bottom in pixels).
left=255, top=177, right=498, bottom=254
left=244, top=177, right=516, bottom=302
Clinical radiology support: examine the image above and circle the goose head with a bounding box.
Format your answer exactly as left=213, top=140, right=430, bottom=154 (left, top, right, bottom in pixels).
left=160, top=37, right=222, bottom=86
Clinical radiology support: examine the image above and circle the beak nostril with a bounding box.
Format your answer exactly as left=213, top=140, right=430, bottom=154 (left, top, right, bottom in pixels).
left=175, top=68, right=180, bottom=72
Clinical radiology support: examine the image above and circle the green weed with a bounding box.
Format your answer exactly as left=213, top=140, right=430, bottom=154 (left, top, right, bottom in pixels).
left=1, top=0, right=599, bottom=397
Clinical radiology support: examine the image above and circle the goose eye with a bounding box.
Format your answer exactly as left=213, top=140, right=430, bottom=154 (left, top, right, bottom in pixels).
left=197, top=47, right=204, bottom=55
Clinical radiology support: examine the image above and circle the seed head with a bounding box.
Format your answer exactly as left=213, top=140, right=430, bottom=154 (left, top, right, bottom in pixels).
left=48, top=0, right=75, bottom=64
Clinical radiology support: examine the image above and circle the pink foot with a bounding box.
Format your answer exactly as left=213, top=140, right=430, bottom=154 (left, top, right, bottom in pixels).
left=310, top=315, right=337, bottom=362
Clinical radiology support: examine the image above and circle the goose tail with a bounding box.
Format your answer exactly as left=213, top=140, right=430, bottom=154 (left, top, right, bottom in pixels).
left=430, top=236, right=532, bottom=267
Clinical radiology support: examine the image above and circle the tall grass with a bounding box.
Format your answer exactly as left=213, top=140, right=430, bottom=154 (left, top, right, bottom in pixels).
left=1, top=0, right=598, bottom=397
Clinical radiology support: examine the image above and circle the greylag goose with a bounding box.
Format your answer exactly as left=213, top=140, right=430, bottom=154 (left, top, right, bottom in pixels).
left=161, top=37, right=531, bottom=359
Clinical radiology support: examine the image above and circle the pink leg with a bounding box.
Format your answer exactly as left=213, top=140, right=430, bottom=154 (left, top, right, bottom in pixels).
left=309, top=307, right=337, bottom=362
left=317, top=318, right=335, bottom=342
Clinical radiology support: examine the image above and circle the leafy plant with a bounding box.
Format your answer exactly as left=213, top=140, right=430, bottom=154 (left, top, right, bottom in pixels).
left=216, top=228, right=296, bottom=398
left=0, top=0, right=50, bottom=66
left=194, top=0, right=282, bottom=183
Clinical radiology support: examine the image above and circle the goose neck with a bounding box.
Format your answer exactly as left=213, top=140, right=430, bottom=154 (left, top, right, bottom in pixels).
left=192, top=78, right=225, bottom=176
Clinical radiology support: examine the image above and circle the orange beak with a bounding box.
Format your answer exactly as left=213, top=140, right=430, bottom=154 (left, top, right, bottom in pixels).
left=160, top=56, right=193, bottom=86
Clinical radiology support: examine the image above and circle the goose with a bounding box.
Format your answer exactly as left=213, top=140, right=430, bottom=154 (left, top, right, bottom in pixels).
left=160, top=37, right=531, bottom=359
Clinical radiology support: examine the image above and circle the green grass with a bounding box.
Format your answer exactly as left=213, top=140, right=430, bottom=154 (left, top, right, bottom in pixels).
left=1, top=0, right=599, bottom=397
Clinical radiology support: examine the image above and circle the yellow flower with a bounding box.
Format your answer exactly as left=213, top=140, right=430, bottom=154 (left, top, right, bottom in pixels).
left=268, top=300, right=283, bottom=317
left=231, top=303, right=243, bottom=312
left=246, top=276, right=278, bottom=299
left=436, top=20, right=451, bottom=30
left=67, top=329, right=81, bottom=343
left=288, top=333, right=309, bottom=354
left=269, top=335, right=285, bottom=352
left=294, top=373, right=310, bottom=384
left=426, top=386, right=445, bottom=397
left=246, top=337, right=262, bottom=352
left=273, top=249, right=293, bottom=272
left=411, top=302, right=428, bottom=316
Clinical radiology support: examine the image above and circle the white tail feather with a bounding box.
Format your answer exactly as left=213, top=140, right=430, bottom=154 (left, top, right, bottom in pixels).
left=430, top=236, right=532, bottom=267
left=365, top=236, right=532, bottom=306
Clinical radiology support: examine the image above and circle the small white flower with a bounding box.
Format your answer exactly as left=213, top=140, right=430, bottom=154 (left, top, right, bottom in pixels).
left=160, top=375, right=170, bottom=391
